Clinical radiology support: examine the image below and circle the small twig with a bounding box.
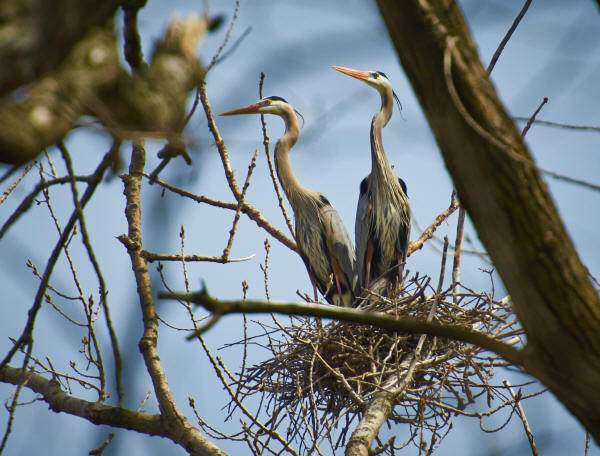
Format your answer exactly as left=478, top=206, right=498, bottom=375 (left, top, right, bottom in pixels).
left=408, top=194, right=460, bottom=255
left=223, top=150, right=259, bottom=259
left=214, top=26, right=252, bottom=67
left=521, top=98, right=548, bottom=138
left=452, top=207, right=466, bottom=304
left=206, top=0, right=240, bottom=73
left=513, top=117, right=600, bottom=132
left=141, top=250, right=255, bottom=263
left=183, top=0, right=241, bottom=127
left=539, top=168, right=600, bottom=193
left=89, top=433, right=115, bottom=455
left=259, top=72, right=295, bottom=238
left=137, top=390, right=152, bottom=413
left=487, top=0, right=532, bottom=74
left=60, top=141, right=117, bottom=402
left=0, top=377, right=26, bottom=453
left=122, top=0, right=148, bottom=71
left=0, top=162, right=35, bottom=205
left=503, top=380, right=540, bottom=456
left=585, top=432, right=591, bottom=456
left=260, top=240, right=272, bottom=301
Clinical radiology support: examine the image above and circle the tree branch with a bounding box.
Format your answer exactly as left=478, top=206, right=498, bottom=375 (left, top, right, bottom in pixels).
left=159, top=290, right=523, bottom=367
left=0, top=14, right=207, bottom=165
left=375, top=0, right=600, bottom=441
left=0, top=366, right=163, bottom=435
left=120, top=142, right=226, bottom=456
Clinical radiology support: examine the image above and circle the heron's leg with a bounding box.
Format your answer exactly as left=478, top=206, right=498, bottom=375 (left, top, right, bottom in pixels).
left=328, top=254, right=345, bottom=306
left=365, top=240, right=374, bottom=288
left=308, top=272, right=319, bottom=302
left=397, top=254, right=404, bottom=283
left=333, top=272, right=343, bottom=305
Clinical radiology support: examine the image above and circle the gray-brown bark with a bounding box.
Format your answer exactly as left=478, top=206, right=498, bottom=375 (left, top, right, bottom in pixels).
left=376, top=0, right=600, bottom=441
left=0, top=0, right=121, bottom=95
left=0, top=12, right=206, bottom=164
left=0, top=365, right=226, bottom=455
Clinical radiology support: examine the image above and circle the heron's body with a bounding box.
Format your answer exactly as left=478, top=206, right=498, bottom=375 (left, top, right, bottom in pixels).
left=334, top=66, right=411, bottom=294
left=220, top=96, right=357, bottom=307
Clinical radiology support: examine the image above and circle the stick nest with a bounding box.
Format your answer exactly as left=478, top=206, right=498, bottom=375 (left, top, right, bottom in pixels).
left=227, top=273, right=525, bottom=453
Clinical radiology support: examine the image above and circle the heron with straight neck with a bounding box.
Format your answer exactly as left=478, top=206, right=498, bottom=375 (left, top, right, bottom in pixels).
left=333, top=66, right=411, bottom=296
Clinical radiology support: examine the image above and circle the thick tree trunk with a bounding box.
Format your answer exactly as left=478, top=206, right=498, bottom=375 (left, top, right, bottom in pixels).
left=375, top=0, right=600, bottom=441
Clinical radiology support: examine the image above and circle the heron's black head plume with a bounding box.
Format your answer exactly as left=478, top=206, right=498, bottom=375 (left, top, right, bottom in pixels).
left=265, top=95, right=288, bottom=103
left=375, top=71, right=403, bottom=114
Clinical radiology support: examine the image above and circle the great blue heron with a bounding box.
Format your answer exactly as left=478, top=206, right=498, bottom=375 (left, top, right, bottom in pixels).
left=333, top=66, right=410, bottom=295
left=220, top=96, right=357, bottom=307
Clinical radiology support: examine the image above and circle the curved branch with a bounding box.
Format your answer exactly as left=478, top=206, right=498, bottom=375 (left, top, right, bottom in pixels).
left=0, top=366, right=163, bottom=435
left=159, top=290, right=524, bottom=367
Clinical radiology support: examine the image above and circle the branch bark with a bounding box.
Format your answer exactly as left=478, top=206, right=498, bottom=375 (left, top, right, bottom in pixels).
left=160, top=291, right=523, bottom=366
left=375, top=0, right=600, bottom=441
left=120, top=142, right=227, bottom=456
left=0, top=0, right=121, bottom=95
left=0, top=13, right=207, bottom=164
left=0, top=366, right=163, bottom=435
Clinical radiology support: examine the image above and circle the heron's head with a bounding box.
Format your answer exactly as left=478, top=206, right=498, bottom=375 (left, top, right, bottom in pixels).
left=219, top=96, right=290, bottom=117
left=333, top=66, right=391, bottom=90
left=220, top=96, right=304, bottom=127
left=333, top=66, right=401, bottom=112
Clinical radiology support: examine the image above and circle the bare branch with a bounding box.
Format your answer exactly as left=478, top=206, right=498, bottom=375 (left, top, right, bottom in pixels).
left=0, top=162, right=35, bottom=205
left=503, top=380, right=540, bottom=456
left=513, top=117, right=600, bottom=132
left=520, top=97, right=548, bottom=138
left=119, top=141, right=226, bottom=455
left=452, top=207, right=466, bottom=304
left=160, top=289, right=523, bottom=366
left=487, top=0, right=533, bottom=74
left=408, top=194, right=459, bottom=255
left=198, top=81, right=298, bottom=252
left=0, top=150, right=114, bottom=370
left=259, top=72, right=295, bottom=238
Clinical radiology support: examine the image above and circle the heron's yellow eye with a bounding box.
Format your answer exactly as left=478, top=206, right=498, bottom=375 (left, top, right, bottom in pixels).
left=265, top=99, right=272, bottom=105
left=372, top=72, right=379, bottom=79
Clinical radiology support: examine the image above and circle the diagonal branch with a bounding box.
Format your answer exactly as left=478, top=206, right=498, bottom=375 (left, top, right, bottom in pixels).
left=375, top=0, right=600, bottom=441
left=159, top=290, right=523, bottom=367
left=198, top=81, right=298, bottom=252
left=119, top=141, right=226, bottom=456
left=346, top=238, right=449, bottom=456
left=0, top=150, right=114, bottom=369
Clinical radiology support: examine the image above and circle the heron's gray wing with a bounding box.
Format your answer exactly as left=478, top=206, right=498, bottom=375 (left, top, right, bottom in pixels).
left=319, top=201, right=357, bottom=295
left=355, top=176, right=370, bottom=291
left=396, top=176, right=411, bottom=263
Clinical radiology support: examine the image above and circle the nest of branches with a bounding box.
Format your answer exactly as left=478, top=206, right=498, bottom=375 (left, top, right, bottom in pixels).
left=228, top=271, right=524, bottom=453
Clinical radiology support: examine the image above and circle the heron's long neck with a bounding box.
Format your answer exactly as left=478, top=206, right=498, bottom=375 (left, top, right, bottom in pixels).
left=370, top=87, right=394, bottom=179
left=274, top=109, right=310, bottom=209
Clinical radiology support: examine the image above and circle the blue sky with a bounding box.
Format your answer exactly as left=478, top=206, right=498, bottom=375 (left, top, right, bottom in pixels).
left=1, top=1, right=599, bottom=454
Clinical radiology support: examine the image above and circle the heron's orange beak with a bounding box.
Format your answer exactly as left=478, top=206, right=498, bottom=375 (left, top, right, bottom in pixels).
left=333, top=66, right=370, bottom=81
left=219, top=101, right=263, bottom=116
